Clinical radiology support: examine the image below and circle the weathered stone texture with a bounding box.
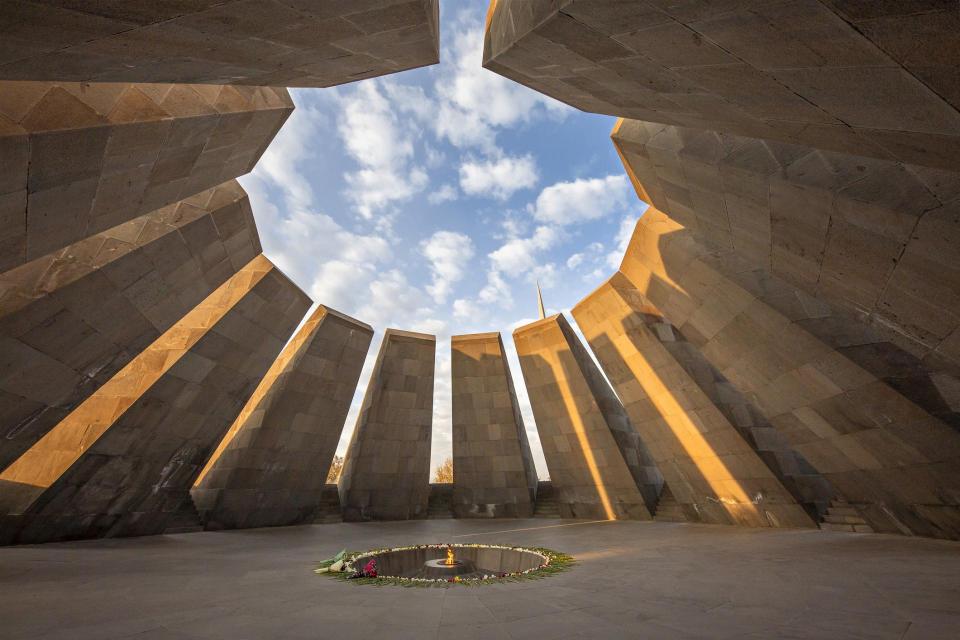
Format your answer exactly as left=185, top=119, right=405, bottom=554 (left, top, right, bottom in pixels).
left=0, top=181, right=260, bottom=472
left=612, top=117, right=960, bottom=435
left=573, top=273, right=820, bottom=528
left=513, top=313, right=660, bottom=520
left=483, top=0, right=960, bottom=171
left=0, top=1, right=440, bottom=87
left=338, top=329, right=435, bottom=521
left=192, top=305, right=372, bottom=530
left=617, top=207, right=960, bottom=539
left=451, top=332, right=539, bottom=518
left=0, top=255, right=310, bottom=544
left=0, top=81, right=291, bottom=272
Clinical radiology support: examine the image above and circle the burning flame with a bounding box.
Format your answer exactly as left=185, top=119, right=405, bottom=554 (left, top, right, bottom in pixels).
left=445, top=547, right=455, bottom=566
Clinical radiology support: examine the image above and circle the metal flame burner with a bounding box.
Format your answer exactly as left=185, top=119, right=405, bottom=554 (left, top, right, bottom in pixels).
left=419, top=557, right=481, bottom=579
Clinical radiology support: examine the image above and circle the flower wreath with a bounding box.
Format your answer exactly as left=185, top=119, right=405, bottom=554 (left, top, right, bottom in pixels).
left=314, top=543, right=574, bottom=587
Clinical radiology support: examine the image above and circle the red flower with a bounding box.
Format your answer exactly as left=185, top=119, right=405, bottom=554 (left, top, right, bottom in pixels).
left=363, top=559, right=377, bottom=578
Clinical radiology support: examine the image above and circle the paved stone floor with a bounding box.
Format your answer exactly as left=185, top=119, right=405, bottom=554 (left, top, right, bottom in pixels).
left=2, top=519, right=959, bottom=639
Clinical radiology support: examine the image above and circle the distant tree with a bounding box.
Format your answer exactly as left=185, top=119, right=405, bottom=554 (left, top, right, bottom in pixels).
left=433, top=457, right=453, bottom=483
left=326, top=455, right=344, bottom=483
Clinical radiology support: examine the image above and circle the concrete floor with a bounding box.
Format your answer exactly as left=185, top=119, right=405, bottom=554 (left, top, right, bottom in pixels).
left=2, top=519, right=959, bottom=639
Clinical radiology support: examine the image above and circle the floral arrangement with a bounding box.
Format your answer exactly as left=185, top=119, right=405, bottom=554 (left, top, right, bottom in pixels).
left=314, top=543, right=574, bottom=587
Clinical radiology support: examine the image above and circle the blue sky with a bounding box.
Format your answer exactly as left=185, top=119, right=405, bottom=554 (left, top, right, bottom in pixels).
left=240, top=1, right=647, bottom=477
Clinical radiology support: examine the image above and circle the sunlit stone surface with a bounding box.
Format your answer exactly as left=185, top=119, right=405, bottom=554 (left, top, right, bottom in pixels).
left=0, top=256, right=310, bottom=544
left=0, top=1, right=440, bottom=87
left=451, top=332, right=538, bottom=518
left=513, top=313, right=661, bottom=520
left=338, top=329, right=436, bottom=521
left=615, top=207, right=960, bottom=539
left=574, top=273, right=820, bottom=528
left=0, top=181, right=261, bottom=473
left=192, top=305, right=373, bottom=530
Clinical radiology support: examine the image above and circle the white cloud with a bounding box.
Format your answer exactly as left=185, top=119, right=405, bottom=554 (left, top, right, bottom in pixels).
left=452, top=298, right=481, bottom=320
left=386, top=14, right=570, bottom=155
left=566, top=253, right=584, bottom=269
left=478, top=270, right=512, bottom=306
left=529, top=175, right=631, bottom=225
left=428, top=183, right=458, bottom=205
left=489, top=225, right=562, bottom=273
left=459, top=154, right=539, bottom=200
left=420, top=231, right=475, bottom=304
left=530, top=263, right=560, bottom=288
left=337, top=81, right=428, bottom=219
left=606, top=215, right=641, bottom=269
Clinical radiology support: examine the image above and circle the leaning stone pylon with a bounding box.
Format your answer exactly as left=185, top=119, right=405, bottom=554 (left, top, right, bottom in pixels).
left=0, top=2, right=440, bottom=87
left=616, top=206, right=960, bottom=539
left=0, top=181, right=261, bottom=472
left=338, top=329, right=436, bottom=521
left=451, top=332, right=539, bottom=518
left=513, top=313, right=661, bottom=520
left=0, top=81, right=292, bottom=273
left=192, top=305, right=373, bottom=530
left=573, top=272, right=819, bottom=528
left=483, top=0, right=960, bottom=172
left=0, top=255, right=310, bottom=544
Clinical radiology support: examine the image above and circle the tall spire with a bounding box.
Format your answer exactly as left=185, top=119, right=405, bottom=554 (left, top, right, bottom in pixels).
left=536, top=280, right=546, bottom=320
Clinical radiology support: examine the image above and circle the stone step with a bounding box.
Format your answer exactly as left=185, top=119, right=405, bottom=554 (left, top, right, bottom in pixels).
left=821, top=522, right=875, bottom=533
left=826, top=505, right=861, bottom=516
left=819, top=499, right=872, bottom=532
left=824, top=514, right=867, bottom=525
left=314, top=514, right=343, bottom=524
left=655, top=507, right=686, bottom=522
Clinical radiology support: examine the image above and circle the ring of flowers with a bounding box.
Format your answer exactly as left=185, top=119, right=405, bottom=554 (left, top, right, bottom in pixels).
left=315, top=543, right=574, bottom=586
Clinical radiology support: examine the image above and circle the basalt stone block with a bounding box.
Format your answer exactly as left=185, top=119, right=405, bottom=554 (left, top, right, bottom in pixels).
left=0, top=181, right=260, bottom=473
left=573, top=273, right=819, bottom=528
left=513, top=314, right=660, bottom=520
left=0, top=255, right=310, bottom=544
left=192, top=305, right=372, bottom=530
left=483, top=0, right=960, bottom=171
left=0, top=81, right=291, bottom=272
left=612, top=116, right=960, bottom=450
left=615, top=206, right=960, bottom=539
left=338, top=329, right=435, bottom=521
left=0, top=1, right=439, bottom=87
left=451, top=332, right=538, bottom=518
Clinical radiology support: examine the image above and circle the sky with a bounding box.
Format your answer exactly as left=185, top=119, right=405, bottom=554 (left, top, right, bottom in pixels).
left=240, top=0, right=648, bottom=478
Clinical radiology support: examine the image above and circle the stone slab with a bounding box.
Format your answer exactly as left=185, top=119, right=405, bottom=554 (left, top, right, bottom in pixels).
left=613, top=115, right=960, bottom=453
left=0, top=180, right=261, bottom=473
left=451, top=332, right=539, bottom=518
left=483, top=0, right=960, bottom=171
left=616, top=206, right=960, bottom=539
left=0, top=255, right=311, bottom=544
left=574, top=273, right=819, bottom=528
left=0, top=1, right=440, bottom=87
left=0, top=81, right=291, bottom=272
left=192, top=305, right=373, bottom=530
left=513, top=313, right=659, bottom=520
left=338, top=328, right=435, bottom=521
